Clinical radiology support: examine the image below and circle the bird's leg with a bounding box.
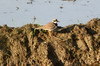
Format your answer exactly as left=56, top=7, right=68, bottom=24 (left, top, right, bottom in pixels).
left=48, top=31, right=56, bottom=38
left=48, top=31, right=51, bottom=37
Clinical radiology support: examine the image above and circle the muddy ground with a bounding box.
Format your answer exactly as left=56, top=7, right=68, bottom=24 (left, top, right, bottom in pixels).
left=0, top=18, right=100, bottom=66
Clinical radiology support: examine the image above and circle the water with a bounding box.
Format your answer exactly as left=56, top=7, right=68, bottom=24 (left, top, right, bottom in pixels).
left=0, top=0, right=100, bottom=27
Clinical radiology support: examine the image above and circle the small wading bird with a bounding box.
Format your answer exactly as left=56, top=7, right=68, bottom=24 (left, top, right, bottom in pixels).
left=36, top=19, right=60, bottom=37
left=37, top=19, right=59, bottom=31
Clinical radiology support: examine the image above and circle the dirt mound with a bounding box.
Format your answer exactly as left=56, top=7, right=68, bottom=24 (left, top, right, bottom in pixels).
left=0, top=18, right=100, bottom=66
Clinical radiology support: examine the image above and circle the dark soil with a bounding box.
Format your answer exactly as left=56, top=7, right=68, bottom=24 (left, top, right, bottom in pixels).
left=0, top=18, right=100, bottom=66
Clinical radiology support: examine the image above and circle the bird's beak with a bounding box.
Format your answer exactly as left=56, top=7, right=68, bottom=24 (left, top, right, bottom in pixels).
left=57, top=20, right=60, bottom=22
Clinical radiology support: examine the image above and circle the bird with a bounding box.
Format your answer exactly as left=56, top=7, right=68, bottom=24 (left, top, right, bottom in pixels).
left=37, top=19, right=59, bottom=31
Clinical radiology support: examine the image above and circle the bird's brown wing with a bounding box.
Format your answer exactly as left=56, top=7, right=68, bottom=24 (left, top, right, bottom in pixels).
left=42, top=22, right=57, bottom=29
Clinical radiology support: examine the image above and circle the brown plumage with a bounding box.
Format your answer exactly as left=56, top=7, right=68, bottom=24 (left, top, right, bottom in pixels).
left=37, top=19, right=59, bottom=31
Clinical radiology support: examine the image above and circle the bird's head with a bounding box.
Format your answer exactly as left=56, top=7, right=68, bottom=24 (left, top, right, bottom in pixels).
left=52, top=19, right=59, bottom=23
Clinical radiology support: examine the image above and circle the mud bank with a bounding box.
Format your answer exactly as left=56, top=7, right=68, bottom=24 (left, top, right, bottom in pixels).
left=0, top=18, right=100, bottom=66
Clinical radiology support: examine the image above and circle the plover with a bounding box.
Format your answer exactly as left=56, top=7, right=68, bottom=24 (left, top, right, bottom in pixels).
left=37, top=19, right=59, bottom=31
